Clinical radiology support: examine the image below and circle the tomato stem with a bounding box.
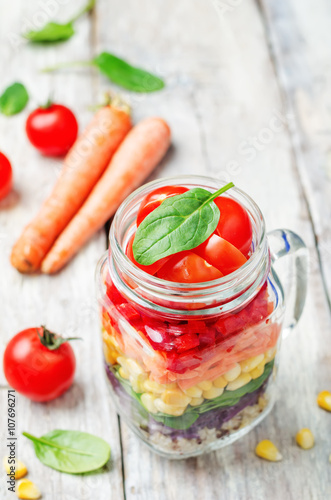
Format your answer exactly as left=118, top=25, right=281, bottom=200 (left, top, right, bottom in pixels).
left=38, top=326, right=81, bottom=351
left=68, top=0, right=95, bottom=24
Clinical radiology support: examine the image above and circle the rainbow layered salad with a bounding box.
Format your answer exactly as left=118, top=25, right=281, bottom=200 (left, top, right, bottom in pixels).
left=99, top=183, right=281, bottom=456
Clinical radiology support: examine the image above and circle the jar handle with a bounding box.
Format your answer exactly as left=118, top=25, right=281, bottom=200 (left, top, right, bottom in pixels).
left=267, top=229, right=309, bottom=337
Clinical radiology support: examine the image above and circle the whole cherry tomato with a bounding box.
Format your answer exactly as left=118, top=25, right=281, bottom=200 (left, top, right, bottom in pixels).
left=136, top=186, right=189, bottom=226
left=3, top=326, right=76, bottom=402
left=0, top=152, right=13, bottom=200
left=196, top=233, right=247, bottom=276
left=26, top=103, right=78, bottom=156
left=214, top=196, right=252, bottom=256
left=156, top=251, right=223, bottom=283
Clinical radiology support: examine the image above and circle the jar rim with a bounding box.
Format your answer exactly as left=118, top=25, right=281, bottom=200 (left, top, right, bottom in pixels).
left=108, top=175, right=270, bottom=314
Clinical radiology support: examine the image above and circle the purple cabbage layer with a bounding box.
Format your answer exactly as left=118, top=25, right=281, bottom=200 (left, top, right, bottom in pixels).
left=105, top=364, right=269, bottom=440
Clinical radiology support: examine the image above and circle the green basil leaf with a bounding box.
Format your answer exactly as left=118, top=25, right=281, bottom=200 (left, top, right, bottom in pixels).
left=93, top=52, right=165, bottom=92
left=23, top=430, right=110, bottom=474
left=0, top=82, right=29, bottom=116
left=24, top=22, right=75, bottom=43
left=133, top=182, right=234, bottom=265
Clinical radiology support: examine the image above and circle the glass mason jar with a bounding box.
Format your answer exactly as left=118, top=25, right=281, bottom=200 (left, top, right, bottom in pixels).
left=96, top=175, right=308, bottom=459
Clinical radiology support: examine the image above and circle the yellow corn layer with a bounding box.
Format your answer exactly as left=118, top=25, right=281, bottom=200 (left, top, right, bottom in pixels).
left=296, top=428, right=314, bottom=450
left=103, top=329, right=277, bottom=416
left=317, top=391, right=331, bottom=412
left=255, top=440, right=283, bottom=462
left=17, top=480, right=41, bottom=500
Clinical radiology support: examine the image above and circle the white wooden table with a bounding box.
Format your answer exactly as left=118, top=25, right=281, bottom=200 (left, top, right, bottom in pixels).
left=1, top=1, right=331, bottom=498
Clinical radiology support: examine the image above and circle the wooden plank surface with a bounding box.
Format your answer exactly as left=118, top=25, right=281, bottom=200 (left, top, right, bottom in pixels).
left=1, top=0, right=331, bottom=499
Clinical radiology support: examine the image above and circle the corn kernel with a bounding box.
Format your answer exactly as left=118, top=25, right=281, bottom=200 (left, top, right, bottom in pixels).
left=17, top=480, right=41, bottom=500
left=161, top=389, right=191, bottom=407
left=203, top=386, right=224, bottom=400
left=102, top=344, right=117, bottom=365
left=240, top=354, right=264, bottom=373
left=213, top=375, right=227, bottom=388
left=117, top=356, right=128, bottom=368
left=250, top=362, right=265, bottom=379
left=265, top=346, right=277, bottom=362
left=143, top=379, right=165, bottom=394
left=197, top=380, right=213, bottom=391
left=182, top=385, right=203, bottom=398
left=154, top=398, right=186, bottom=416
left=224, top=363, right=241, bottom=382
left=141, top=393, right=157, bottom=413
left=227, top=373, right=252, bottom=391
left=126, top=358, right=144, bottom=376
left=118, top=367, right=130, bottom=380
left=255, top=440, right=282, bottom=462
left=3, top=457, right=27, bottom=479
left=296, top=428, right=314, bottom=450
left=129, top=374, right=146, bottom=394
left=190, top=397, right=205, bottom=406
left=317, top=391, right=331, bottom=412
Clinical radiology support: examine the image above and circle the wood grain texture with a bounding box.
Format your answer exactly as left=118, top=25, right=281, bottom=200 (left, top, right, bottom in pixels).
left=1, top=0, right=331, bottom=499
left=259, top=0, right=331, bottom=306
left=0, top=2, right=124, bottom=499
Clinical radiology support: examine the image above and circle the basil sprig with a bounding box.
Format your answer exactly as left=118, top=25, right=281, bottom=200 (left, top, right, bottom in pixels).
left=0, top=82, right=29, bottom=116
left=23, top=429, right=110, bottom=474
left=132, top=182, right=234, bottom=266
left=24, top=0, right=95, bottom=43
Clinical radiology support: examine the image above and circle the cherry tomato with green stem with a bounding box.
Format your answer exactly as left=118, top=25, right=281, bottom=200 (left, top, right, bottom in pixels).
left=3, top=326, right=78, bottom=402
left=0, top=152, right=13, bottom=200
left=26, top=103, right=78, bottom=156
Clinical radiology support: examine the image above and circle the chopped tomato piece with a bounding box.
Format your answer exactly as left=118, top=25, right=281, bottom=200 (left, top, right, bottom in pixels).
left=196, top=234, right=247, bottom=276
left=214, top=196, right=252, bottom=256
left=156, top=251, right=223, bottom=283
left=126, top=235, right=169, bottom=275
left=137, top=185, right=189, bottom=226
left=174, top=332, right=200, bottom=353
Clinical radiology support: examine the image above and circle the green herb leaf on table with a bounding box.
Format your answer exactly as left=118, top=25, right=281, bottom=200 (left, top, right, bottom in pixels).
left=23, top=430, right=110, bottom=474
left=93, top=52, right=165, bottom=93
left=0, top=82, right=29, bottom=116
left=23, top=0, right=95, bottom=43
left=133, top=182, right=234, bottom=266
left=24, top=22, right=75, bottom=43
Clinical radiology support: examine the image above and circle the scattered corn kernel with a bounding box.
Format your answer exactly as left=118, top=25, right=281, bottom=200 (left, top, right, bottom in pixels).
left=213, top=375, right=228, bottom=389
left=154, top=398, right=186, bottom=416
left=296, top=428, right=314, bottom=450
left=227, top=373, right=252, bottom=391
left=17, top=479, right=41, bottom=500
left=141, top=393, right=157, bottom=413
left=265, top=346, right=277, bottom=362
left=224, top=363, right=241, bottom=382
left=190, top=397, right=205, bottom=406
left=317, top=391, right=331, bottom=412
left=240, top=354, right=264, bottom=373
left=250, top=362, right=265, bottom=380
left=197, top=380, right=213, bottom=391
left=182, top=385, right=203, bottom=398
left=3, top=457, right=27, bottom=479
left=203, top=386, right=224, bottom=400
left=143, top=379, right=165, bottom=394
left=161, top=389, right=191, bottom=406
left=255, top=440, right=282, bottom=462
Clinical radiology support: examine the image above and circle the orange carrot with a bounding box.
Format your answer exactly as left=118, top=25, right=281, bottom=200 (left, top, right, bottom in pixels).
left=41, top=117, right=171, bottom=274
left=11, top=106, right=132, bottom=273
